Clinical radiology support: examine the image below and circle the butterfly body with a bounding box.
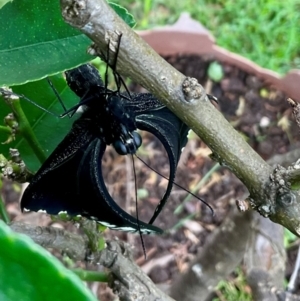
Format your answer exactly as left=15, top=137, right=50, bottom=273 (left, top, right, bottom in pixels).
left=21, top=64, right=189, bottom=234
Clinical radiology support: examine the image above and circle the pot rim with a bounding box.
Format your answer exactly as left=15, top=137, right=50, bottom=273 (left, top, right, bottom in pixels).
left=138, top=13, right=300, bottom=101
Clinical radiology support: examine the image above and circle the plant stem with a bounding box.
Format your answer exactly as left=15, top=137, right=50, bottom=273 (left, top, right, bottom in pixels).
left=0, top=179, right=10, bottom=224
left=0, top=197, right=10, bottom=224
left=72, top=268, right=110, bottom=282
left=10, top=98, right=47, bottom=164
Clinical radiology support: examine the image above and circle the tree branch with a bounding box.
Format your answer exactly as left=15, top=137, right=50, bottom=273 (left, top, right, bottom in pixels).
left=59, top=0, right=300, bottom=236
left=10, top=222, right=174, bottom=301
left=10, top=222, right=87, bottom=260
left=169, top=209, right=253, bottom=301
left=247, top=268, right=300, bottom=301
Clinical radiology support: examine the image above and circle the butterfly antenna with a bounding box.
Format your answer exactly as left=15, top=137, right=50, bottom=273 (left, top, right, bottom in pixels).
left=104, top=40, right=111, bottom=95
left=131, top=154, right=147, bottom=259
left=135, top=154, right=214, bottom=215
left=47, top=78, right=70, bottom=116
left=49, top=78, right=86, bottom=119
left=111, top=33, right=122, bottom=71
left=117, top=73, right=132, bottom=98
left=1, top=80, right=86, bottom=119
left=111, top=34, right=122, bottom=89
left=110, top=34, right=132, bottom=100
left=0, top=88, right=59, bottom=117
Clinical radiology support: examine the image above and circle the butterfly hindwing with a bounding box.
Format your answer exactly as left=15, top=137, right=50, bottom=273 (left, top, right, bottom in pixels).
left=131, top=96, right=189, bottom=224
left=76, top=138, right=163, bottom=234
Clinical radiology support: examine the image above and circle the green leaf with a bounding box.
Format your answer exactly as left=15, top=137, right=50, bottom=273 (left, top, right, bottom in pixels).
left=109, top=2, right=136, bottom=28
left=0, top=220, right=97, bottom=301
left=0, top=0, right=11, bottom=9
left=0, top=0, right=93, bottom=86
left=207, top=62, right=224, bottom=82
left=0, top=74, right=78, bottom=171
left=290, top=180, right=300, bottom=190
left=137, top=188, right=149, bottom=199
left=284, top=228, right=297, bottom=248
left=0, top=1, right=136, bottom=86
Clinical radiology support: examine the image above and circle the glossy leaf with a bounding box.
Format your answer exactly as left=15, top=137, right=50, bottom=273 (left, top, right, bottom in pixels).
left=0, top=74, right=79, bottom=171
left=0, top=220, right=97, bottom=301
left=0, top=0, right=11, bottom=9
left=0, top=0, right=92, bottom=86
left=0, top=0, right=136, bottom=86
left=109, top=2, right=136, bottom=28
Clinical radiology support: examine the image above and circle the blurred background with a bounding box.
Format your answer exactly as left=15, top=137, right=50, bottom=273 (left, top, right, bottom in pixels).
left=114, top=0, right=300, bottom=74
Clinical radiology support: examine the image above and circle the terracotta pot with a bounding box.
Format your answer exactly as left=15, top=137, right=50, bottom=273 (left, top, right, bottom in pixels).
left=139, top=13, right=300, bottom=101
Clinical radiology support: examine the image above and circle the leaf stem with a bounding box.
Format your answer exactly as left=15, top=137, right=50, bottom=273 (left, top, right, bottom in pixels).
left=0, top=125, right=11, bottom=135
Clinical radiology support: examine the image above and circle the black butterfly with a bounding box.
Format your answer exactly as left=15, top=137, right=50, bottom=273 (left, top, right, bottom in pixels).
left=20, top=63, right=190, bottom=234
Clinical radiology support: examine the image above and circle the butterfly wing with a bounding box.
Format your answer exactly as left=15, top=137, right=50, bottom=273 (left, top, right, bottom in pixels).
left=76, top=138, right=163, bottom=234
left=21, top=117, right=163, bottom=234
left=21, top=121, right=95, bottom=215
left=125, top=93, right=190, bottom=224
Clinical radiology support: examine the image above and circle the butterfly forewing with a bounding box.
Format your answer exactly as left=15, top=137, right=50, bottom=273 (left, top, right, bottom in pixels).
left=21, top=122, right=95, bottom=214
